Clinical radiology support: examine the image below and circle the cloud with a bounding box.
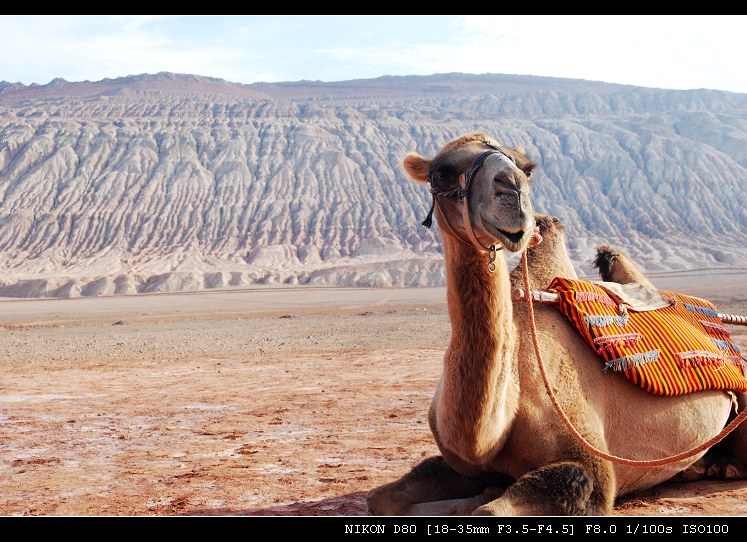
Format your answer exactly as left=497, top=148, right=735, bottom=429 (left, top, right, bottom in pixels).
left=1, top=15, right=746, bottom=92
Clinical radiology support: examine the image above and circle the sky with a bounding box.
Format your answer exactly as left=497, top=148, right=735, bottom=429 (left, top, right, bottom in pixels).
left=2, top=15, right=747, bottom=93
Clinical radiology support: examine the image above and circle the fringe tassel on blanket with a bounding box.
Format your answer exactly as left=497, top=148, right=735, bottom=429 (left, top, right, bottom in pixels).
left=727, top=355, right=747, bottom=371
left=700, top=320, right=729, bottom=335
left=604, top=350, right=660, bottom=373
left=711, top=338, right=742, bottom=352
left=684, top=303, right=719, bottom=318
left=584, top=314, right=629, bottom=328
left=677, top=350, right=727, bottom=368
left=593, top=333, right=641, bottom=352
left=575, top=291, right=618, bottom=307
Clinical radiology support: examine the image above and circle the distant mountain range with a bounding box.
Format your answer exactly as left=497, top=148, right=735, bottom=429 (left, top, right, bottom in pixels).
left=1, top=71, right=745, bottom=298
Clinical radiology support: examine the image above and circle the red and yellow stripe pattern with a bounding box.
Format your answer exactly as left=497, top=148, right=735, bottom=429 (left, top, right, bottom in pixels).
left=548, top=277, right=747, bottom=396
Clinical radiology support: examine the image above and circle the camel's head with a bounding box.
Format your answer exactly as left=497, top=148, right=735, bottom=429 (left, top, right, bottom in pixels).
left=405, top=132, right=536, bottom=253
left=532, top=214, right=565, bottom=246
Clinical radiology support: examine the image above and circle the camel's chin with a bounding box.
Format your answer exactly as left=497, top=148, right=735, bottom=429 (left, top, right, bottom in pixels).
left=480, top=215, right=531, bottom=253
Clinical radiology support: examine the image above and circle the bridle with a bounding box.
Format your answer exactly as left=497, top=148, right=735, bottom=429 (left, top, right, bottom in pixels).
left=421, top=140, right=518, bottom=272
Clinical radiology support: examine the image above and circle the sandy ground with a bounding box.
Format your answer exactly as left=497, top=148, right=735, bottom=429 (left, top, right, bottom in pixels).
left=1, top=273, right=747, bottom=518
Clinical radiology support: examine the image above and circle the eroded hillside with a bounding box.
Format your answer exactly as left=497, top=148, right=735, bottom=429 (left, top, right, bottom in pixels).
left=1, top=72, right=746, bottom=297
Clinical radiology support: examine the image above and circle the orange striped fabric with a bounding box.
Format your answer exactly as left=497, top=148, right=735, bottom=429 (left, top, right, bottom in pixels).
left=548, top=277, right=747, bottom=396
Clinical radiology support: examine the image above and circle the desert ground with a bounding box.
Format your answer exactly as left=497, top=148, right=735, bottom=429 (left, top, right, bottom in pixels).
left=1, top=270, right=747, bottom=518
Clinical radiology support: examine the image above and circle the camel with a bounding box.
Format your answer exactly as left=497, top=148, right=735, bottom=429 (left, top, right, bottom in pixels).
left=593, top=244, right=747, bottom=481
left=509, top=214, right=578, bottom=291
left=366, top=132, right=747, bottom=516
left=593, top=244, right=655, bottom=289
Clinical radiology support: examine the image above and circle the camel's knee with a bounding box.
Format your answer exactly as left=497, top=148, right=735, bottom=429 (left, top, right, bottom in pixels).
left=367, top=456, right=512, bottom=516
left=472, top=462, right=609, bottom=516
left=366, top=456, right=472, bottom=516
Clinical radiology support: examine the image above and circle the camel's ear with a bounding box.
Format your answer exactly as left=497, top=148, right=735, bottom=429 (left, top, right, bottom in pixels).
left=403, top=153, right=431, bottom=184
left=512, top=146, right=537, bottom=178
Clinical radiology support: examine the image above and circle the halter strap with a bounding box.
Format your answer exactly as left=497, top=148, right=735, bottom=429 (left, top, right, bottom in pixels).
left=422, top=145, right=514, bottom=257
left=459, top=172, right=496, bottom=254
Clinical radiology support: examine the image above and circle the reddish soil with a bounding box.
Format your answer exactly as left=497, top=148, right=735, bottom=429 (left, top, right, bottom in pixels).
left=1, top=277, right=747, bottom=518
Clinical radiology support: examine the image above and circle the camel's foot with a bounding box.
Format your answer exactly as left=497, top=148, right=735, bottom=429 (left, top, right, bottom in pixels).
left=405, top=491, right=499, bottom=516
left=367, top=485, right=494, bottom=516
left=670, top=453, right=747, bottom=482
left=670, top=457, right=708, bottom=482
left=705, top=454, right=747, bottom=479
left=366, top=456, right=506, bottom=516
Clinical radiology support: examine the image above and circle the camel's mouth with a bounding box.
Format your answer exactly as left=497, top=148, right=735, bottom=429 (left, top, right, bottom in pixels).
left=480, top=213, right=530, bottom=253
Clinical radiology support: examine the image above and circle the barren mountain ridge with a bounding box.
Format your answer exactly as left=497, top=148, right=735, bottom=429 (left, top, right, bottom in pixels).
left=1, top=72, right=746, bottom=298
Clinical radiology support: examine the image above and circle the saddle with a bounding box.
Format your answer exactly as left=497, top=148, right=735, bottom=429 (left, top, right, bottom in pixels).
left=547, top=277, right=747, bottom=396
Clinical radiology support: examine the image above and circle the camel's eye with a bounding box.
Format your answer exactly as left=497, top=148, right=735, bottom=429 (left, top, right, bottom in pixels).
left=522, top=162, right=537, bottom=181
left=430, top=167, right=456, bottom=189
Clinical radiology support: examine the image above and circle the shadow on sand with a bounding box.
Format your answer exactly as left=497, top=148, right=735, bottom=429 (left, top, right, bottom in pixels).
left=183, top=491, right=369, bottom=516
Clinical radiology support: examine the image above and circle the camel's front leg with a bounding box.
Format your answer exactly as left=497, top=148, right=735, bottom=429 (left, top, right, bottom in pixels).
left=472, top=461, right=613, bottom=516
left=367, top=456, right=509, bottom=516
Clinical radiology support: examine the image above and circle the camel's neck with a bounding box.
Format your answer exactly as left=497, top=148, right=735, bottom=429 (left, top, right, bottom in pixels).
left=436, top=236, right=518, bottom=463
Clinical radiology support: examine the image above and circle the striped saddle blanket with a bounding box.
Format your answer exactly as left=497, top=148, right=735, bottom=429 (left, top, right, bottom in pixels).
left=547, top=277, right=747, bottom=396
